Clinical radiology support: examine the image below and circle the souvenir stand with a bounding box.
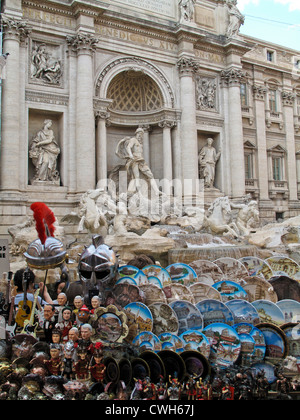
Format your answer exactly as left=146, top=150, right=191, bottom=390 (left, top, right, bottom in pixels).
left=1, top=203, right=300, bottom=400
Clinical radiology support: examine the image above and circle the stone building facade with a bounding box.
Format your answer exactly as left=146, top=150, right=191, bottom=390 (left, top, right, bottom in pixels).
left=0, top=0, right=300, bottom=237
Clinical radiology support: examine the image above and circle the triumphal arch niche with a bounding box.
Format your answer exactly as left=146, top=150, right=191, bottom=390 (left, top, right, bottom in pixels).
left=95, top=57, right=179, bottom=195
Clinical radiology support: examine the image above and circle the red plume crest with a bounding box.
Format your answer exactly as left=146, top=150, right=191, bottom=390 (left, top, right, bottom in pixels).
left=30, top=202, right=56, bottom=244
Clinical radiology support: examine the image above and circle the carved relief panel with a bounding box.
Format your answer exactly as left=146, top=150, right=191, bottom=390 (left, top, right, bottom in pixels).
left=195, top=75, right=218, bottom=112
left=29, top=40, right=64, bottom=87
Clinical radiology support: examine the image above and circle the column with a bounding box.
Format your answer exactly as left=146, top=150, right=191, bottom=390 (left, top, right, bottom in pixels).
left=159, top=120, right=175, bottom=195
left=0, top=17, right=30, bottom=193
left=178, top=57, right=199, bottom=201
left=95, top=110, right=110, bottom=189
left=221, top=68, right=246, bottom=198
left=282, top=91, right=298, bottom=202
left=67, top=34, right=98, bottom=193
left=253, top=85, right=269, bottom=201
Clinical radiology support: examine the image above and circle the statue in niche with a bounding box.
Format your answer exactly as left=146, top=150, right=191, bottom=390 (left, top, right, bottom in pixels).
left=31, top=43, right=62, bottom=85
left=179, top=0, right=196, bottom=22
left=226, top=0, right=245, bottom=38
left=198, top=138, right=221, bottom=189
left=29, top=119, right=61, bottom=184
left=196, top=78, right=217, bottom=111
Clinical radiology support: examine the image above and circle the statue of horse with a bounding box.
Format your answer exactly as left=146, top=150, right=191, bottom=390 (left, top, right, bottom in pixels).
left=204, top=196, right=240, bottom=238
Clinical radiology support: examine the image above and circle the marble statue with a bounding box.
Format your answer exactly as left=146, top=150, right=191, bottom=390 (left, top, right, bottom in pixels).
left=29, top=119, right=61, bottom=184
left=179, top=0, right=196, bottom=22
left=231, top=199, right=260, bottom=236
left=199, top=138, right=221, bottom=189
left=116, top=128, right=160, bottom=197
left=204, top=196, right=240, bottom=238
left=62, top=189, right=117, bottom=237
left=226, top=0, right=245, bottom=38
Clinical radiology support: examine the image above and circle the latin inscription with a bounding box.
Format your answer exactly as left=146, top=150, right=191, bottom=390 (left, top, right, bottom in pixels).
left=110, top=0, right=175, bottom=18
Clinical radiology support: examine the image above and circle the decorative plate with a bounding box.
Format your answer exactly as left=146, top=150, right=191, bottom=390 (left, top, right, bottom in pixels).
left=189, top=282, right=222, bottom=303
left=139, top=284, right=167, bottom=306
left=213, top=257, right=249, bottom=283
left=90, top=305, right=129, bottom=343
left=202, top=323, right=241, bottom=368
left=148, top=276, right=163, bottom=288
left=225, top=299, right=260, bottom=325
left=169, top=300, right=204, bottom=335
left=239, top=256, right=273, bottom=281
left=239, top=333, right=256, bottom=359
left=196, top=299, right=234, bottom=327
left=148, top=302, right=179, bottom=336
left=116, top=276, right=138, bottom=286
left=242, top=276, right=278, bottom=303
left=124, top=302, right=153, bottom=334
left=163, top=283, right=195, bottom=304
left=281, top=323, right=300, bottom=359
left=213, top=280, right=248, bottom=302
left=265, top=256, right=300, bottom=281
left=142, top=265, right=172, bottom=287
left=252, top=300, right=285, bottom=327
left=233, top=323, right=266, bottom=361
left=257, top=323, right=288, bottom=359
left=166, top=263, right=198, bottom=286
left=158, top=332, right=184, bottom=353
left=110, top=283, right=144, bottom=308
left=276, top=299, right=300, bottom=324
left=132, top=331, right=162, bottom=353
left=189, top=260, right=224, bottom=285
left=179, top=330, right=211, bottom=358
left=118, top=265, right=148, bottom=285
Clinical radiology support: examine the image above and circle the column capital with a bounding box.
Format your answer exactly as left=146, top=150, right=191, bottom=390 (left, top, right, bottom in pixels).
left=282, top=90, right=295, bottom=107
left=158, top=120, right=177, bottom=129
left=177, top=56, right=199, bottom=76
left=253, top=84, right=268, bottom=101
left=220, top=67, right=246, bottom=87
left=2, top=16, right=31, bottom=42
left=66, top=33, right=99, bottom=55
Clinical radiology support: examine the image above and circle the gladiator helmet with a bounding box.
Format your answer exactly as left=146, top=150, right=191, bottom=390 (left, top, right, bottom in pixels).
left=78, top=235, right=119, bottom=305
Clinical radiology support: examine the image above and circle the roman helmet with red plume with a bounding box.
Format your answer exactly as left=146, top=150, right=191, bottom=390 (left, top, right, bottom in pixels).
left=24, top=202, right=67, bottom=270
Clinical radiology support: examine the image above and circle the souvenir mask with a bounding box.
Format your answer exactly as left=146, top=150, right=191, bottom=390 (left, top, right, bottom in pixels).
left=78, top=235, right=118, bottom=304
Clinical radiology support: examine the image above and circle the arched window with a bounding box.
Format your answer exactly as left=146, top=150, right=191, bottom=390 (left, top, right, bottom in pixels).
left=107, top=71, right=163, bottom=112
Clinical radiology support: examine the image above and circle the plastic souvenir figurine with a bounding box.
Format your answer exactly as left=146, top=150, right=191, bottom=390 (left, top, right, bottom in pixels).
left=73, top=296, right=84, bottom=324
left=156, top=376, right=167, bottom=400
left=62, top=341, right=76, bottom=381
left=185, top=375, right=197, bottom=400
left=256, top=370, right=270, bottom=400
left=90, top=342, right=106, bottom=385
left=43, top=304, right=57, bottom=343
left=73, top=344, right=90, bottom=382
left=130, top=378, right=144, bottom=400
left=143, top=377, right=156, bottom=400
left=77, top=305, right=90, bottom=325
left=55, top=293, right=68, bottom=322
left=91, top=296, right=101, bottom=314
left=78, top=235, right=119, bottom=306
left=68, top=327, right=80, bottom=348
left=167, top=375, right=182, bottom=401
left=45, top=343, right=62, bottom=376
left=79, top=324, right=94, bottom=355
left=276, top=373, right=292, bottom=400
left=55, top=307, right=73, bottom=343
left=220, top=381, right=234, bottom=400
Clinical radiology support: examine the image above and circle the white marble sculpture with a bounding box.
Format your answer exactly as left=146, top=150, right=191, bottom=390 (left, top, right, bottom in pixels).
left=226, top=0, right=245, bottom=39
left=204, top=196, right=240, bottom=237
left=199, top=138, right=221, bottom=189
left=179, top=0, right=196, bottom=22
left=29, top=119, right=60, bottom=184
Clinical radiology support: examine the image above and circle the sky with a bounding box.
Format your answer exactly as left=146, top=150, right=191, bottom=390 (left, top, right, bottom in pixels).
left=237, top=0, right=300, bottom=51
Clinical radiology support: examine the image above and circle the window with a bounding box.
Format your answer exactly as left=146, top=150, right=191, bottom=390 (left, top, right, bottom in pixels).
left=267, top=51, right=274, bottom=62
left=273, top=157, right=282, bottom=181
left=245, top=153, right=253, bottom=179
left=269, top=90, right=277, bottom=112
left=240, top=83, right=248, bottom=106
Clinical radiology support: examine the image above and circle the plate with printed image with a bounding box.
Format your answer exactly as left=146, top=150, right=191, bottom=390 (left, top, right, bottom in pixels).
left=252, top=300, right=285, bottom=327
left=196, top=299, right=235, bottom=328
left=234, top=323, right=266, bottom=361
left=142, top=265, right=172, bottom=287
left=149, top=302, right=179, bottom=336
left=179, top=330, right=211, bottom=358
left=118, top=265, right=148, bottom=285
left=169, top=300, right=203, bottom=335
left=213, top=280, right=248, bottom=302
left=166, top=263, right=198, bottom=286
